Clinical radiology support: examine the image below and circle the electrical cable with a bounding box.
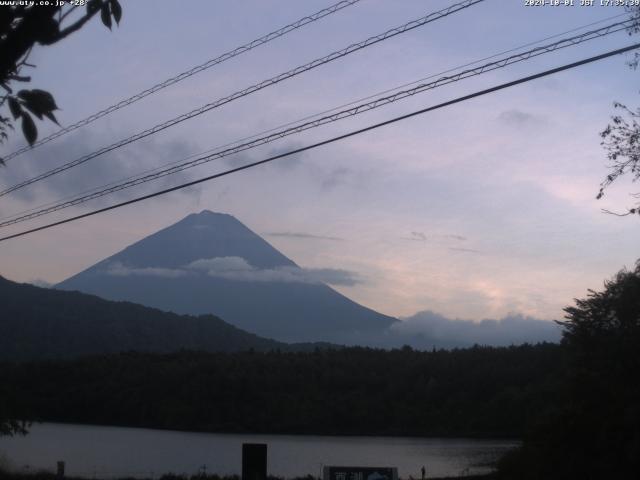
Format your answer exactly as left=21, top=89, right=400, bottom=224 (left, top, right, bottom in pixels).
left=0, top=18, right=633, bottom=228
left=1, top=0, right=363, bottom=162
left=0, top=0, right=485, bottom=197
left=1, top=42, right=637, bottom=243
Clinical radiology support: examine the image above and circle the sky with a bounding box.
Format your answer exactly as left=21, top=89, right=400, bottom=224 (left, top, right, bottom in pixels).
left=1, top=0, right=639, bottom=322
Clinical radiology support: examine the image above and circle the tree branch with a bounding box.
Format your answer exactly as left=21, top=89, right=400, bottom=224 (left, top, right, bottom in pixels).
left=601, top=208, right=635, bottom=217
left=53, top=6, right=102, bottom=42
left=59, top=5, right=79, bottom=24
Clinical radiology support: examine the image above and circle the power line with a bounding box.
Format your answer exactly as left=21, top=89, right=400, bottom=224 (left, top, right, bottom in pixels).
left=0, top=0, right=485, bottom=198
left=3, top=13, right=625, bottom=225
left=0, top=18, right=633, bottom=228
left=1, top=0, right=363, bottom=162
left=9, top=10, right=630, bottom=197
left=5, top=10, right=626, bottom=221
left=1, top=42, right=638, bottom=243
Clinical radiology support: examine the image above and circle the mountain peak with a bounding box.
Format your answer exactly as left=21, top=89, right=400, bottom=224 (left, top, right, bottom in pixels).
left=64, top=211, right=297, bottom=274
left=181, top=210, right=238, bottom=226
left=57, top=212, right=397, bottom=342
left=191, top=209, right=229, bottom=219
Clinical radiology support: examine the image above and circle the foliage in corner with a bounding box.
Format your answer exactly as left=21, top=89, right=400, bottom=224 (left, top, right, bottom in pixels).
left=498, top=261, right=640, bottom=479
left=598, top=6, right=640, bottom=217
left=0, top=0, right=123, bottom=164
left=0, top=0, right=122, bottom=436
left=0, top=381, right=30, bottom=437
left=599, top=103, right=640, bottom=216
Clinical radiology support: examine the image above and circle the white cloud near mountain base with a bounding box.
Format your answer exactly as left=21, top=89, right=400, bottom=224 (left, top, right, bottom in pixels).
left=105, top=257, right=361, bottom=286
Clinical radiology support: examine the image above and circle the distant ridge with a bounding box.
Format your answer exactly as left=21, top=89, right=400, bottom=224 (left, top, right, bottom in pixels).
left=0, top=276, right=295, bottom=361
left=58, top=211, right=397, bottom=343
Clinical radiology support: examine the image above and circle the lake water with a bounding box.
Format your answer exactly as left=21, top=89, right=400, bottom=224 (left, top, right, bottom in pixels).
left=0, top=423, right=518, bottom=479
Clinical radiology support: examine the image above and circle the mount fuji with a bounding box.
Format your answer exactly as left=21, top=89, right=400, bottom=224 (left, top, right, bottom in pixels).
left=57, top=210, right=396, bottom=343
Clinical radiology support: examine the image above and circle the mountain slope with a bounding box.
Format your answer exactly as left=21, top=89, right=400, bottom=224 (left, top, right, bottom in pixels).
left=0, top=276, right=288, bottom=361
left=57, top=211, right=396, bottom=342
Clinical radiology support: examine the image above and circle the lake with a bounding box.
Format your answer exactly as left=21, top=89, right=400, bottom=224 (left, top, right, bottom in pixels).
left=0, top=423, right=518, bottom=479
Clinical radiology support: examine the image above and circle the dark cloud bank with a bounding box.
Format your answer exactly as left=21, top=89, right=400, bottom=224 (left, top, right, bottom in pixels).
left=0, top=132, right=201, bottom=208
left=343, top=310, right=562, bottom=349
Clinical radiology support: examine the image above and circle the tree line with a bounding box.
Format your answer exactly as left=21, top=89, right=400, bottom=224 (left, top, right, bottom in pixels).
left=0, top=343, right=563, bottom=439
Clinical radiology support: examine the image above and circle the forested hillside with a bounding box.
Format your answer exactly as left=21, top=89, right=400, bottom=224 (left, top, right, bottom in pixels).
left=1, top=344, right=563, bottom=438
left=0, top=276, right=286, bottom=360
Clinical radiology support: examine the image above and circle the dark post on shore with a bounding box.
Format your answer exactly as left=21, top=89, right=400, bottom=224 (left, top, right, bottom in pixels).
left=56, top=461, right=65, bottom=479
left=242, top=443, right=267, bottom=480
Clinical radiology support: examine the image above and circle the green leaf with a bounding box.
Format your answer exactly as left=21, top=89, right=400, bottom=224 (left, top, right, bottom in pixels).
left=110, top=0, right=122, bottom=25
left=7, top=96, right=22, bottom=119
left=21, top=112, right=37, bottom=146
left=101, top=3, right=112, bottom=29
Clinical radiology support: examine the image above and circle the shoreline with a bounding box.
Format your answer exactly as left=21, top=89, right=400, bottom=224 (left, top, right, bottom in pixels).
left=0, top=472, right=498, bottom=480
left=13, top=421, right=522, bottom=442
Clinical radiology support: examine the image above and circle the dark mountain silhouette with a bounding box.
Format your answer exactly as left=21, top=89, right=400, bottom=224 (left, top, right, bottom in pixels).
left=57, top=210, right=397, bottom=342
left=0, top=276, right=294, bottom=361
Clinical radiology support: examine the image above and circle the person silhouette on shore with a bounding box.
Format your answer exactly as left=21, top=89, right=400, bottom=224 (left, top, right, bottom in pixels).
left=421, top=465, right=425, bottom=480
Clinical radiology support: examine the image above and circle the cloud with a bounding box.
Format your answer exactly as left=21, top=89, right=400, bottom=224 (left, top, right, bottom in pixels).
left=449, top=247, right=480, bottom=254
left=388, top=310, right=562, bottom=348
left=497, top=109, right=545, bottom=127
left=443, top=234, right=467, bottom=241
left=105, top=262, right=188, bottom=278
left=187, top=256, right=253, bottom=273
left=266, top=231, right=344, bottom=241
left=403, top=231, right=467, bottom=243
left=219, top=141, right=306, bottom=171
left=0, top=133, right=201, bottom=207
left=105, top=257, right=361, bottom=286
left=188, top=256, right=361, bottom=286
left=303, top=267, right=361, bottom=286
left=267, top=142, right=307, bottom=170
left=220, top=151, right=252, bottom=168
left=321, top=167, right=356, bottom=190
